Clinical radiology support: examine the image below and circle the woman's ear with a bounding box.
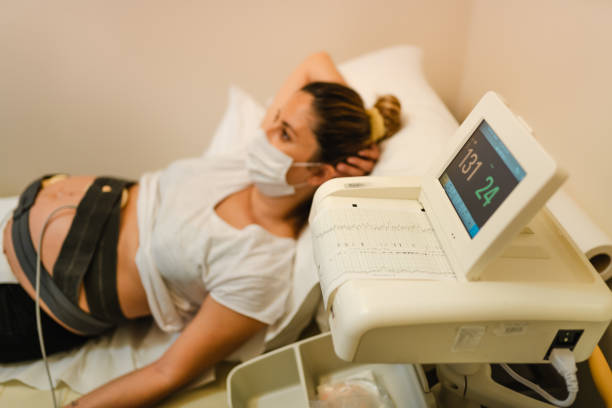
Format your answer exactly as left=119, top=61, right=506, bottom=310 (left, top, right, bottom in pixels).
left=307, top=164, right=338, bottom=187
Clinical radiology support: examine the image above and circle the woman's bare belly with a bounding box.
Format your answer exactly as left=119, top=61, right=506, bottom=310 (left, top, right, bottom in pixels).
left=2, top=176, right=150, bottom=335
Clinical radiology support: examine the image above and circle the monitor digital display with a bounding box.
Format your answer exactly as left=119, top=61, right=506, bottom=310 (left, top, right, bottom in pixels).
left=439, top=120, right=526, bottom=238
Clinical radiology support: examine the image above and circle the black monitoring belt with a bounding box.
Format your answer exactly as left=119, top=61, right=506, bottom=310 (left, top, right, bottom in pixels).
left=11, top=176, right=134, bottom=335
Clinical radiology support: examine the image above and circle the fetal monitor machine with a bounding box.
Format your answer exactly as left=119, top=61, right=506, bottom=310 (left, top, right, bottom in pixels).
left=309, top=91, right=612, bottom=368
left=226, top=92, right=612, bottom=408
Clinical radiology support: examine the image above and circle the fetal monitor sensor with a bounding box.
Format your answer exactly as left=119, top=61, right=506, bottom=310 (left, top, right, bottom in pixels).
left=310, top=92, right=612, bottom=364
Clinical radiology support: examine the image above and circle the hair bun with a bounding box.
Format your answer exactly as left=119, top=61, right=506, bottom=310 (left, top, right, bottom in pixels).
left=373, top=95, right=402, bottom=143
left=366, top=108, right=386, bottom=143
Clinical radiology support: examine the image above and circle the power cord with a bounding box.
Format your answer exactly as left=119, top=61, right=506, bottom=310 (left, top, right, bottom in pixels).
left=36, top=204, right=77, bottom=408
left=500, top=348, right=578, bottom=407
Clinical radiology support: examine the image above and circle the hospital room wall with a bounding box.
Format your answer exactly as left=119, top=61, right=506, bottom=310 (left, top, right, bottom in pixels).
left=4, top=1, right=608, bottom=234
left=451, top=0, right=612, bottom=240
left=0, top=0, right=469, bottom=197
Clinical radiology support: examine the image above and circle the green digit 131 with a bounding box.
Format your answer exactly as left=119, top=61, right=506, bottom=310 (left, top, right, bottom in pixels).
left=475, top=176, right=499, bottom=207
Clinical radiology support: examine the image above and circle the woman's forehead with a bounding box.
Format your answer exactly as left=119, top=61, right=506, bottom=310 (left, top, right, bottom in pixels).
left=282, top=91, right=316, bottom=134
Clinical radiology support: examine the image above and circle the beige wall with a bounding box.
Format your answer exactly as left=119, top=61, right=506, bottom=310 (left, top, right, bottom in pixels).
left=2, top=1, right=609, bottom=232
left=0, top=0, right=469, bottom=195
left=453, top=0, right=612, bottom=238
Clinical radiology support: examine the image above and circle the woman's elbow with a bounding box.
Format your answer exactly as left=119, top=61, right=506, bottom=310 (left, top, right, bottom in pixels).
left=149, top=358, right=192, bottom=394
left=308, top=50, right=331, bottom=62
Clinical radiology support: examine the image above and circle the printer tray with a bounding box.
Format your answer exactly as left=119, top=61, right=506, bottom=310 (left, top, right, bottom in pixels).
left=226, top=332, right=433, bottom=407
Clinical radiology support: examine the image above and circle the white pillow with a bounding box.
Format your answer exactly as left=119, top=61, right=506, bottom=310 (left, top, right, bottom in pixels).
left=204, top=85, right=265, bottom=157
left=204, top=45, right=459, bottom=347
left=340, top=45, right=459, bottom=177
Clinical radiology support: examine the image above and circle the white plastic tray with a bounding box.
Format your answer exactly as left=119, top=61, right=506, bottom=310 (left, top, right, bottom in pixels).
left=227, top=332, right=432, bottom=407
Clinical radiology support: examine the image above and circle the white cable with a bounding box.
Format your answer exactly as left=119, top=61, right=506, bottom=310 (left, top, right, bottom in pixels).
left=36, top=204, right=77, bottom=408
left=500, top=348, right=578, bottom=407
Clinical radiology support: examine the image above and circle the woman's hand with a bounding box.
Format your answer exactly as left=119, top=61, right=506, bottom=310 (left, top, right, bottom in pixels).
left=335, top=144, right=381, bottom=177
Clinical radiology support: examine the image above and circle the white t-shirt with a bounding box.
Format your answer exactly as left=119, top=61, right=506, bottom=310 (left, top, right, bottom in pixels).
left=135, top=152, right=295, bottom=334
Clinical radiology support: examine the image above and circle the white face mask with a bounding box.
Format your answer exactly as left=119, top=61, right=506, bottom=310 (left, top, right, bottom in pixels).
left=246, top=129, right=323, bottom=197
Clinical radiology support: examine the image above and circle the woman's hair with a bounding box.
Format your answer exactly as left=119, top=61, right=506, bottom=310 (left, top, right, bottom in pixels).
left=288, top=82, right=402, bottom=233
left=301, top=81, right=402, bottom=165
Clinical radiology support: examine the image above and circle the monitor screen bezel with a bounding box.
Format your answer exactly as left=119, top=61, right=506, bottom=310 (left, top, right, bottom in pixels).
left=438, top=119, right=527, bottom=239
left=420, top=92, right=563, bottom=281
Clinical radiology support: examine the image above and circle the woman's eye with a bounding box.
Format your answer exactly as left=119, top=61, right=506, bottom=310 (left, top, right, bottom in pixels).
left=281, top=128, right=291, bottom=141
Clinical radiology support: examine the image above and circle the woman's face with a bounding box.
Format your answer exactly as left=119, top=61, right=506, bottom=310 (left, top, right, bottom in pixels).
left=265, top=91, right=321, bottom=185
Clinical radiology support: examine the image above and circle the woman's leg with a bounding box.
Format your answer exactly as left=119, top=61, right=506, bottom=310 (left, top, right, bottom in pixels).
left=0, top=283, right=91, bottom=363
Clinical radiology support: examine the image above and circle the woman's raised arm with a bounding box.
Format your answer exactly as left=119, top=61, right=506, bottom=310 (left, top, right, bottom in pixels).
left=66, top=296, right=266, bottom=407
left=261, top=52, right=381, bottom=176
left=261, top=51, right=346, bottom=130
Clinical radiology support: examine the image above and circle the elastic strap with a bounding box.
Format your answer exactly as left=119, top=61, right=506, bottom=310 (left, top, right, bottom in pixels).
left=84, top=180, right=129, bottom=321
left=53, top=178, right=132, bottom=321
left=12, top=176, right=114, bottom=335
